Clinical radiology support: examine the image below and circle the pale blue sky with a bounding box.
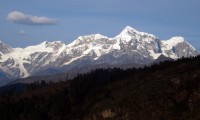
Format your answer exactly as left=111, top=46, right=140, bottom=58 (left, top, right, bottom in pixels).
left=0, top=0, right=200, bottom=50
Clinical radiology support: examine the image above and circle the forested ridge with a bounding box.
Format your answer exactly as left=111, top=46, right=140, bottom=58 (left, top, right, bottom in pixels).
left=0, top=56, right=200, bottom=120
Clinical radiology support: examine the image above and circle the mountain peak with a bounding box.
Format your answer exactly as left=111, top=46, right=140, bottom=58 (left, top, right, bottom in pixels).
left=115, top=26, right=157, bottom=41
left=0, top=41, right=13, bottom=55
left=0, top=40, right=6, bottom=46
left=38, top=41, right=64, bottom=47
left=40, top=41, right=49, bottom=45
left=68, top=34, right=108, bottom=47
left=46, top=41, right=64, bottom=45
left=123, top=26, right=138, bottom=32
left=77, top=34, right=108, bottom=40
left=119, top=26, right=138, bottom=35
left=164, top=36, right=185, bottom=46
left=169, top=36, right=185, bottom=42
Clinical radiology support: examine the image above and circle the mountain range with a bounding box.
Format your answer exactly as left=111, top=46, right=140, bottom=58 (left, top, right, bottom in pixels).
left=0, top=26, right=198, bottom=86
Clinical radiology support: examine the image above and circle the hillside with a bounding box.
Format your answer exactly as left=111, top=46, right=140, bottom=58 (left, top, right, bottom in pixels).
left=0, top=56, right=200, bottom=120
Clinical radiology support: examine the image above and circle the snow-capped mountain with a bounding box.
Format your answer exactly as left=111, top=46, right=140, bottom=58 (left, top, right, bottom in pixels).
left=0, top=26, right=198, bottom=85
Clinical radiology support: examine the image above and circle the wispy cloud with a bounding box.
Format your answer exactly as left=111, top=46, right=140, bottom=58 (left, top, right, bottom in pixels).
left=7, top=11, right=57, bottom=26
left=17, top=30, right=27, bottom=36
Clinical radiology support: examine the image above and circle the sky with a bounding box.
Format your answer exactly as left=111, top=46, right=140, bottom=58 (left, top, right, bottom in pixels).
left=0, top=0, right=200, bottom=51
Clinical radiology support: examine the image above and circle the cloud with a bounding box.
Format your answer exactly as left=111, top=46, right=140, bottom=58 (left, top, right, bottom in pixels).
left=7, top=11, right=57, bottom=25
left=18, top=30, right=27, bottom=35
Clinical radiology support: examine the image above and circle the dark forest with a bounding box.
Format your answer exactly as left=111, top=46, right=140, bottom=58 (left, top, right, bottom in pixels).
left=0, top=56, right=200, bottom=120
